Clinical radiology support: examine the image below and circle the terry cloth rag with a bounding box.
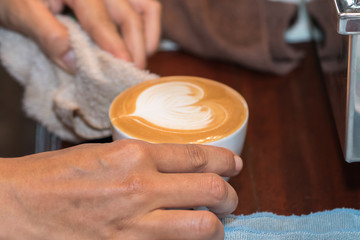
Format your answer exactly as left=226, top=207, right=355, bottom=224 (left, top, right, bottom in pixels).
left=222, top=208, right=360, bottom=240
left=0, top=16, right=158, bottom=143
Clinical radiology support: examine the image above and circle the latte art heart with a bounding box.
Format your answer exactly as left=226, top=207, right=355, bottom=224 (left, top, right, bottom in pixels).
left=110, top=76, right=247, bottom=144
left=130, top=81, right=216, bottom=130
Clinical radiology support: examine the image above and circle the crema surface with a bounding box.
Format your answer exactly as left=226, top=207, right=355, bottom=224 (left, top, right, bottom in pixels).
left=110, top=76, right=247, bottom=144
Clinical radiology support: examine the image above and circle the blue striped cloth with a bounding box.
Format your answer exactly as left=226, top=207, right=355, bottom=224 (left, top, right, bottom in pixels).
left=222, top=208, right=360, bottom=240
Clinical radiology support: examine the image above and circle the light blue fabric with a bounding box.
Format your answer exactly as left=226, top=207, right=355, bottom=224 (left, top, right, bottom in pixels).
left=222, top=208, right=360, bottom=240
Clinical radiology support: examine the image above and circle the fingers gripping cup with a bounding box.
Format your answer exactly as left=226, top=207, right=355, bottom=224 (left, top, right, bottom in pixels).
left=109, top=76, right=248, bottom=156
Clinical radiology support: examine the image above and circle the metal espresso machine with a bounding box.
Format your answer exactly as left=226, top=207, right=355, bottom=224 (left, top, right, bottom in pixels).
left=329, top=0, right=360, bottom=162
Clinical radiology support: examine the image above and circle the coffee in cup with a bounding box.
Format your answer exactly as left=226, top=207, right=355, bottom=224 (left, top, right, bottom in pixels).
left=109, top=76, right=248, bottom=155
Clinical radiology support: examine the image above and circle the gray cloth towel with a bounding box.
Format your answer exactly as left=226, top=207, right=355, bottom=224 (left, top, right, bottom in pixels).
left=0, top=16, right=158, bottom=142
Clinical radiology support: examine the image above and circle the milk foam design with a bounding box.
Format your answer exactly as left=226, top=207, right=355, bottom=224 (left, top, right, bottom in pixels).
left=130, top=81, right=214, bottom=130
left=110, top=76, right=248, bottom=149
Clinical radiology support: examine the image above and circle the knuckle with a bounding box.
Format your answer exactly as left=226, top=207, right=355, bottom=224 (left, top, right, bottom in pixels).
left=127, top=13, right=143, bottom=30
left=39, top=29, right=68, bottom=55
left=48, top=0, right=64, bottom=13
left=109, top=174, right=148, bottom=205
left=223, top=149, right=236, bottom=171
left=88, top=20, right=116, bottom=37
left=149, top=0, right=162, bottom=13
left=121, top=174, right=146, bottom=196
left=192, top=211, right=223, bottom=239
left=109, top=139, right=148, bottom=165
left=185, top=144, right=208, bottom=171
left=205, top=173, right=228, bottom=204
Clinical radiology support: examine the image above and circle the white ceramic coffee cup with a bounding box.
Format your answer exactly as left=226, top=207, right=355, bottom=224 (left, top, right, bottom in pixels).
left=109, top=76, right=248, bottom=156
